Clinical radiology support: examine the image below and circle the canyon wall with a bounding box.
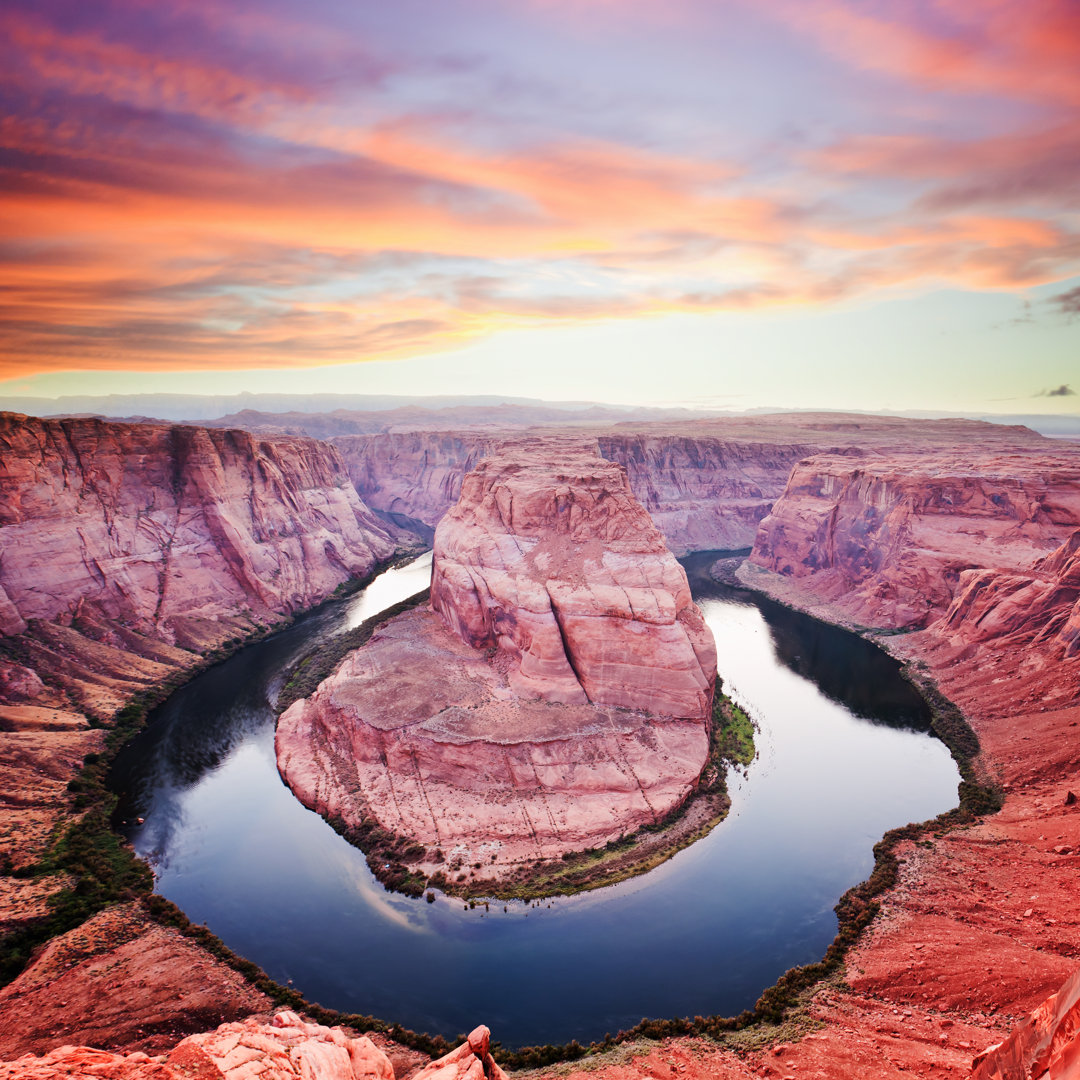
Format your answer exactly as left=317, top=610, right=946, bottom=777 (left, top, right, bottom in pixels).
left=334, top=416, right=1049, bottom=557
left=0, top=413, right=401, bottom=713
left=334, top=429, right=821, bottom=554
left=332, top=432, right=495, bottom=532
left=596, top=433, right=822, bottom=554
left=748, top=448, right=1080, bottom=631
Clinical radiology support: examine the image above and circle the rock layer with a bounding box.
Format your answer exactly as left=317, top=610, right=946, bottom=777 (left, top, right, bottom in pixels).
left=333, top=414, right=1051, bottom=555
left=429, top=439, right=715, bottom=718
left=749, top=448, right=1080, bottom=630
left=277, top=442, right=716, bottom=869
left=0, top=413, right=402, bottom=714
left=0, top=413, right=396, bottom=641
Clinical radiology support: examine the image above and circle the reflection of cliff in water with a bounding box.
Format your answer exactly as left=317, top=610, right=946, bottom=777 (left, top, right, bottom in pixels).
left=756, top=595, right=931, bottom=729
left=109, top=601, right=339, bottom=821
left=680, top=550, right=931, bottom=731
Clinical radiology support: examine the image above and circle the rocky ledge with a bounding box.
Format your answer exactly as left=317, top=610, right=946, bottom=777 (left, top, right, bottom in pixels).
left=276, top=440, right=717, bottom=889
left=0, top=1012, right=504, bottom=1080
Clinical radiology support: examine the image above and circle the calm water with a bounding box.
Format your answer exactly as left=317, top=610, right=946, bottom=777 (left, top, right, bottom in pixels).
left=110, top=551, right=958, bottom=1048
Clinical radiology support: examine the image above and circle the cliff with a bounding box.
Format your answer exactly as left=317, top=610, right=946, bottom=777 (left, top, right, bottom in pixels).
left=430, top=438, right=716, bottom=716
left=0, top=413, right=401, bottom=714
left=748, top=448, right=1080, bottom=631
left=596, top=433, right=822, bottom=554
left=277, top=441, right=717, bottom=878
left=332, top=431, right=495, bottom=535
left=333, top=415, right=1049, bottom=557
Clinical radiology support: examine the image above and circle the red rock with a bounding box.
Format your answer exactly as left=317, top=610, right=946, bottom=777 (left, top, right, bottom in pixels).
left=972, top=967, right=1080, bottom=1079
left=430, top=439, right=716, bottom=718
left=0, top=413, right=400, bottom=708
left=277, top=441, right=716, bottom=868
left=0, top=1013, right=396, bottom=1080
left=749, top=449, right=1080, bottom=631
left=412, top=1025, right=507, bottom=1080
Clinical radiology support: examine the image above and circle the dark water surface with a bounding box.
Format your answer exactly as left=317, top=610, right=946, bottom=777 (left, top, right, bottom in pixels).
left=110, top=551, right=958, bottom=1048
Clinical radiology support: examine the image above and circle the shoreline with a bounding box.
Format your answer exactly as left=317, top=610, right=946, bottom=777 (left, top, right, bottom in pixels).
left=1, top=550, right=1005, bottom=1068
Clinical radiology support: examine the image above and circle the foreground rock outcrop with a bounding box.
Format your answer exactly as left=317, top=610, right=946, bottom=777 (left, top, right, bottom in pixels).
left=0, top=1014, right=506, bottom=1080
left=973, top=967, right=1080, bottom=1079
left=277, top=441, right=717, bottom=878
left=0, top=1011, right=396, bottom=1080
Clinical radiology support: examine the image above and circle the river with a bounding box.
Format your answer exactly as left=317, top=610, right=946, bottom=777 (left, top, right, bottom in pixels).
left=110, top=550, right=958, bottom=1048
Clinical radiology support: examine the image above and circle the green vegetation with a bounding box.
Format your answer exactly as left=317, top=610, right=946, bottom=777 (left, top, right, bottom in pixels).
left=1, top=691, right=170, bottom=983
left=0, top=553, right=414, bottom=986
left=715, top=698, right=755, bottom=766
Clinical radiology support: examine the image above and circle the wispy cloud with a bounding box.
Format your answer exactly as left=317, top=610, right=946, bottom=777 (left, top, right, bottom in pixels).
left=0, top=0, right=1078, bottom=379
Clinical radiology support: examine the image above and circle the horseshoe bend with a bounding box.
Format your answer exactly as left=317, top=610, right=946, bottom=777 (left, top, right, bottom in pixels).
left=274, top=439, right=720, bottom=890
left=0, top=409, right=1079, bottom=1079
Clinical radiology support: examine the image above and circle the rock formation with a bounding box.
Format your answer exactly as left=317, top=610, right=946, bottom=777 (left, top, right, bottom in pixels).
left=972, top=967, right=1080, bottom=1079
left=0, top=413, right=397, bottom=639
left=0, top=413, right=404, bottom=714
left=277, top=441, right=717, bottom=872
left=333, top=414, right=1051, bottom=556
left=748, top=448, right=1080, bottom=630
left=0, top=1011, right=396, bottom=1080
left=0, top=1015, right=509, bottom=1080
left=429, top=439, right=715, bottom=716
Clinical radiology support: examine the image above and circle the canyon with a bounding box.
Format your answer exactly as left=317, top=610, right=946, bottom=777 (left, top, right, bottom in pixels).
left=275, top=440, right=718, bottom=881
left=2, top=406, right=1080, bottom=1079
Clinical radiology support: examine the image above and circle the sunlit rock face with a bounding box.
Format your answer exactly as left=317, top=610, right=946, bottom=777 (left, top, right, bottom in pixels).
left=276, top=441, right=717, bottom=868
left=0, top=413, right=397, bottom=641
left=749, top=449, right=1080, bottom=631
left=430, top=439, right=716, bottom=719
left=972, top=967, right=1080, bottom=1080
left=0, top=1011, right=398, bottom=1080
left=0, top=412, right=401, bottom=714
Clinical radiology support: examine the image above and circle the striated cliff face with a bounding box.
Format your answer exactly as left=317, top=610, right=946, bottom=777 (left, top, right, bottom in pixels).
left=430, top=439, right=716, bottom=718
left=748, top=449, right=1080, bottom=631
left=334, top=429, right=819, bottom=555
left=596, top=434, right=822, bottom=555
left=940, top=528, right=1080, bottom=658
left=332, top=432, right=494, bottom=533
left=277, top=442, right=717, bottom=871
left=0, top=413, right=397, bottom=638
left=0, top=413, right=401, bottom=712
left=333, top=415, right=1044, bottom=558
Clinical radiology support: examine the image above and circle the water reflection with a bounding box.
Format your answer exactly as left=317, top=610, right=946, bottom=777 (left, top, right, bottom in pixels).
left=109, top=549, right=958, bottom=1048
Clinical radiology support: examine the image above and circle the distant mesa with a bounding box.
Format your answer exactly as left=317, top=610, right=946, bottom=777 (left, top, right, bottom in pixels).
left=275, top=438, right=718, bottom=886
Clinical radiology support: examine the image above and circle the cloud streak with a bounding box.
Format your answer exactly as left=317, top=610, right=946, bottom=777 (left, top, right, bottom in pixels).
left=0, top=0, right=1078, bottom=379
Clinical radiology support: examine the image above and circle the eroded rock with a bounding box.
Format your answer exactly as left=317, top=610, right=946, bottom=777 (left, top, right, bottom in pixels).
left=277, top=441, right=717, bottom=871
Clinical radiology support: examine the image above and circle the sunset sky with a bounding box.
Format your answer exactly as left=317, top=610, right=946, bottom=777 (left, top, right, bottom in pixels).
left=1, top=0, right=1078, bottom=412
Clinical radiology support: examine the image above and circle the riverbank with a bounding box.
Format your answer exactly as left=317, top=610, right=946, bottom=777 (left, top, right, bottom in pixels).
left=380, top=691, right=755, bottom=903
left=1, top=548, right=1063, bottom=1078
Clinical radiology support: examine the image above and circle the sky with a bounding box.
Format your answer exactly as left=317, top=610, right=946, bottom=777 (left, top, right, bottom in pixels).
left=0, top=0, right=1078, bottom=412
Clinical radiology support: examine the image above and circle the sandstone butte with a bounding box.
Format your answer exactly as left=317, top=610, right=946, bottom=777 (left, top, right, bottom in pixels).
left=6, top=409, right=1080, bottom=1080
left=276, top=439, right=718, bottom=872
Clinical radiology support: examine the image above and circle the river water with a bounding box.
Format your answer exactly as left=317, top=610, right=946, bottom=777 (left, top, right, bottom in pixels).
left=110, top=550, right=958, bottom=1048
